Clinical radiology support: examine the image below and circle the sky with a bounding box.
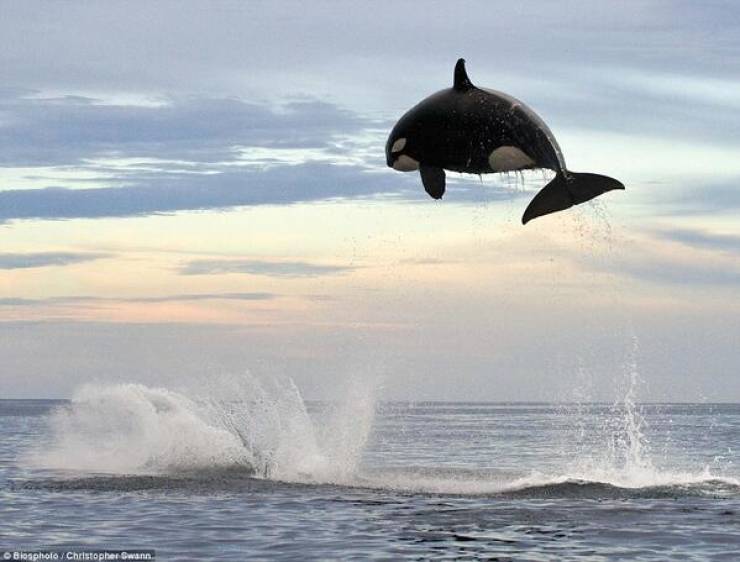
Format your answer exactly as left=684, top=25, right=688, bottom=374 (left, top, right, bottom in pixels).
left=1, top=1, right=739, bottom=401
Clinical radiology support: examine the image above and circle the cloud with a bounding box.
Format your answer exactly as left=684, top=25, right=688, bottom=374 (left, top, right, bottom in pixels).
left=3, top=2, right=739, bottom=151
left=0, top=91, right=468, bottom=221
left=0, top=163, right=430, bottom=222
left=398, top=257, right=460, bottom=265
left=661, top=182, right=740, bottom=215
left=5, top=15, right=739, bottom=224
left=0, top=298, right=41, bottom=306
left=126, top=292, right=277, bottom=303
left=3, top=1, right=738, bottom=97
left=1, top=2, right=737, bottom=199
left=180, top=259, right=355, bottom=278
left=619, top=258, right=740, bottom=287
left=0, top=157, right=523, bottom=224
left=0, top=1, right=739, bottom=404
left=653, top=228, right=740, bottom=255
left=0, top=93, right=371, bottom=168
left=577, top=231, right=740, bottom=288
left=0, top=252, right=110, bottom=269
left=0, top=292, right=277, bottom=306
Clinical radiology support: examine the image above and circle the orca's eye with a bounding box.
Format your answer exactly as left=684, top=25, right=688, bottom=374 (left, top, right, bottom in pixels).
left=391, top=138, right=407, bottom=153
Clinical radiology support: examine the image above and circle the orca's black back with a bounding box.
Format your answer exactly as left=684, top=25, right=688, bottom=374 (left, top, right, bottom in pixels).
left=390, top=87, right=565, bottom=175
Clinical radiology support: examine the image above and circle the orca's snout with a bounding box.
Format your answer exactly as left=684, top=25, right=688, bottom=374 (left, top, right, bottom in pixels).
left=385, top=149, right=394, bottom=168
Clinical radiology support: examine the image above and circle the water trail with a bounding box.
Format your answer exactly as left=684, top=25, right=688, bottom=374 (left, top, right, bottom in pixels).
left=614, top=333, right=652, bottom=476
left=196, top=373, right=325, bottom=480
left=314, top=373, right=378, bottom=480
left=26, top=371, right=379, bottom=484
left=24, top=364, right=733, bottom=496
left=25, top=383, right=252, bottom=474
left=554, top=333, right=722, bottom=490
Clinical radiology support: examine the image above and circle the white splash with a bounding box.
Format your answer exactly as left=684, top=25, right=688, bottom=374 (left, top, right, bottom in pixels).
left=26, top=372, right=379, bottom=484
left=26, top=383, right=251, bottom=474
left=24, top=354, right=735, bottom=497
left=546, top=334, right=734, bottom=491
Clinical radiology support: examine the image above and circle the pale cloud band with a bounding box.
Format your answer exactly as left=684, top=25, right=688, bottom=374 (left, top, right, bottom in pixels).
left=180, top=259, right=356, bottom=278
left=0, top=252, right=110, bottom=269
left=0, top=292, right=277, bottom=307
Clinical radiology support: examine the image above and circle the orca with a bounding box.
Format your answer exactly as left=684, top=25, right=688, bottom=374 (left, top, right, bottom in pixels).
left=385, top=59, right=624, bottom=224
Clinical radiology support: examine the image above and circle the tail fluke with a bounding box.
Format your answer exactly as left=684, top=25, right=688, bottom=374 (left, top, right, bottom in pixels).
left=522, top=171, right=624, bottom=225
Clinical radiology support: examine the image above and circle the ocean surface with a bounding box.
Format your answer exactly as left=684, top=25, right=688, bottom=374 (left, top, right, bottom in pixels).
left=1, top=378, right=739, bottom=561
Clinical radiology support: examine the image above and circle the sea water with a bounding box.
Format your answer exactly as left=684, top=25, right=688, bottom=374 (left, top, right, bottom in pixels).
left=1, top=371, right=738, bottom=561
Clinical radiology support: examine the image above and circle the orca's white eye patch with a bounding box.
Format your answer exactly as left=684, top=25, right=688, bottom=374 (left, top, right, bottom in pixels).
left=391, top=138, right=407, bottom=153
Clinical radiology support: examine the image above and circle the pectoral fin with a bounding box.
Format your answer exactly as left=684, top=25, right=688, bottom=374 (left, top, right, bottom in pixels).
left=420, top=165, right=446, bottom=199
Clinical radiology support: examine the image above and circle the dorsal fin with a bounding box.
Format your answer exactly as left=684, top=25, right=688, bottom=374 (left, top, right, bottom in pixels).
left=453, top=58, right=473, bottom=91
